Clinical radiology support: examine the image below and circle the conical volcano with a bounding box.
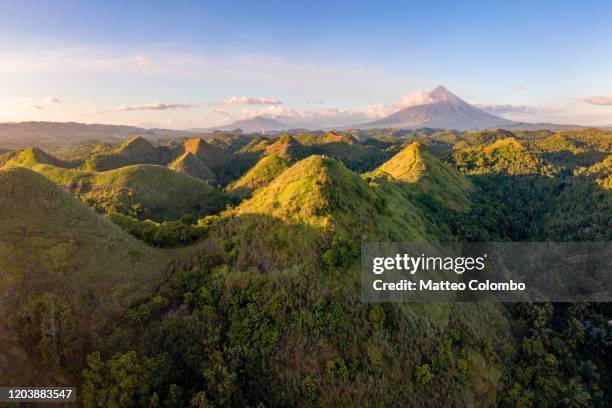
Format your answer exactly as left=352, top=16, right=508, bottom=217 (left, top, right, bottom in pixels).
left=358, top=85, right=515, bottom=130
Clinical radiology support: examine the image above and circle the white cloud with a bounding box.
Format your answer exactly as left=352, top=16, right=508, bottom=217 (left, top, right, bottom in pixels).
left=44, top=96, right=61, bottom=104
left=306, top=98, right=325, bottom=104
left=513, top=84, right=527, bottom=91
left=362, top=103, right=393, bottom=118
left=224, top=96, right=282, bottom=105
left=392, top=90, right=434, bottom=109
left=579, top=95, right=612, bottom=106
left=114, top=102, right=198, bottom=111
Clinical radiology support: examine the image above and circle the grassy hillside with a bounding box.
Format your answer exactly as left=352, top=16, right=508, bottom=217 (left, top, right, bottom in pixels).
left=5, top=149, right=228, bottom=221
left=237, top=136, right=271, bottom=154
left=10, top=146, right=70, bottom=167
left=234, top=156, right=384, bottom=233
left=228, top=154, right=289, bottom=194
left=373, top=141, right=472, bottom=211
left=262, top=133, right=390, bottom=172
left=181, top=137, right=261, bottom=185
left=169, top=151, right=217, bottom=183
left=203, top=133, right=254, bottom=153
left=84, top=136, right=170, bottom=171
left=207, top=155, right=442, bottom=271
left=293, top=131, right=360, bottom=145
left=0, top=167, right=171, bottom=385
left=264, top=134, right=308, bottom=160
left=183, top=137, right=231, bottom=168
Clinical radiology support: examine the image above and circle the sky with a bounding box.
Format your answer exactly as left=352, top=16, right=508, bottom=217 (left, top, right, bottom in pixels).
left=1, top=0, right=611, bottom=128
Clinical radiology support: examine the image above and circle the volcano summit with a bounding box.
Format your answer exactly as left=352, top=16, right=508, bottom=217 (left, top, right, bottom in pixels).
left=357, top=86, right=516, bottom=130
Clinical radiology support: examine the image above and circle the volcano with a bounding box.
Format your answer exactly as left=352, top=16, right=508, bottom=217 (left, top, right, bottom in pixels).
left=357, top=86, right=516, bottom=130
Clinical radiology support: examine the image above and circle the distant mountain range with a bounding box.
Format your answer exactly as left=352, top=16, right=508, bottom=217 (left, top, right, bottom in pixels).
left=0, top=121, right=195, bottom=149
left=201, top=116, right=290, bottom=134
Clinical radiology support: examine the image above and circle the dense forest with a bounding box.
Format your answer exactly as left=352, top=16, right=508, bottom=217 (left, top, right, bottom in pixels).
left=0, top=127, right=610, bottom=407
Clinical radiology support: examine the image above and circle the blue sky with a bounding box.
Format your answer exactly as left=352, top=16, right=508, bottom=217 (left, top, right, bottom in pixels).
left=1, top=0, right=611, bottom=127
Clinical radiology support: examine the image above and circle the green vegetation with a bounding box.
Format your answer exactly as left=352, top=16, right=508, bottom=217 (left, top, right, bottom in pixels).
left=263, top=134, right=308, bottom=160
left=373, top=141, right=473, bottom=211
left=5, top=149, right=228, bottom=221
left=0, top=127, right=610, bottom=406
left=227, top=154, right=289, bottom=197
left=84, top=137, right=171, bottom=171
left=239, top=136, right=272, bottom=153
left=203, top=133, right=254, bottom=153
left=169, top=152, right=217, bottom=183
left=266, top=132, right=392, bottom=173
left=0, top=167, right=171, bottom=385
left=181, top=137, right=261, bottom=185
left=450, top=137, right=556, bottom=175
left=108, top=213, right=207, bottom=247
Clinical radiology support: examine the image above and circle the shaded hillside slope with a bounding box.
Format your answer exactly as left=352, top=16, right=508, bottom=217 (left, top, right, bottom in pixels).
left=239, top=136, right=272, bottom=153
left=0, top=167, right=171, bottom=385
left=183, top=137, right=231, bottom=168
left=180, top=137, right=260, bottom=185
left=169, top=152, right=217, bottom=183
left=228, top=154, right=289, bottom=194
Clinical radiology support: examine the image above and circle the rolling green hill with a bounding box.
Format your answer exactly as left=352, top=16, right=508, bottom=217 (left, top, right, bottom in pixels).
left=183, top=137, right=231, bottom=169
left=203, top=133, right=254, bottom=153
left=263, top=133, right=389, bottom=172
left=208, top=155, right=443, bottom=271
left=5, top=149, right=228, bottom=221
left=0, top=167, right=171, bottom=385
left=373, top=141, right=473, bottom=211
left=180, top=137, right=261, bottom=185
left=293, top=131, right=359, bottom=145
left=169, top=151, right=217, bottom=183
left=84, top=136, right=170, bottom=171
left=11, top=146, right=70, bottom=167
left=227, top=154, right=289, bottom=194
left=264, top=134, right=307, bottom=160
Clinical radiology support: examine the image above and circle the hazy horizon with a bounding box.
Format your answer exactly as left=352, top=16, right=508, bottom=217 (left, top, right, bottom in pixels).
left=1, top=1, right=612, bottom=129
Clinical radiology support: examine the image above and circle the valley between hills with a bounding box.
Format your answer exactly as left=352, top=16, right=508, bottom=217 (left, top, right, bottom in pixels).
left=0, top=126, right=611, bottom=407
